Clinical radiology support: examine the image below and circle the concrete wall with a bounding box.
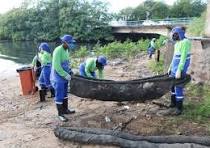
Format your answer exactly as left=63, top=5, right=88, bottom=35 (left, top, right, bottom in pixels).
left=204, top=0, right=210, bottom=37
left=189, top=40, right=210, bottom=83
left=162, top=41, right=174, bottom=73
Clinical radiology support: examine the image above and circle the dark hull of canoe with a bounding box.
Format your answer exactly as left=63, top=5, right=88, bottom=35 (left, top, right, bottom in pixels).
left=70, top=74, right=191, bottom=102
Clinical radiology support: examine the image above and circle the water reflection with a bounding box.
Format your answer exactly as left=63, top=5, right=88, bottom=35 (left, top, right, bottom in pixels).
left=0, top=41, right=38, bottom=64
left=0, top=41, right=94, bottom=65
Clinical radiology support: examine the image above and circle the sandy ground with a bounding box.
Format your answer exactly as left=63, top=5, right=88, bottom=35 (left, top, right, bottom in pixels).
left=0, top=54, right=209, bottom=148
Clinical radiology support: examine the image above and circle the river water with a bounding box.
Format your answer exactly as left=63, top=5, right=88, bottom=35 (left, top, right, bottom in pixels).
left=0, top=41, right=92, bottom=77
left=0, top=41, right=36, bottom=77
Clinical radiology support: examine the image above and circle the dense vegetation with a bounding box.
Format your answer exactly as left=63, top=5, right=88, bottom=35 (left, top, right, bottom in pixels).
left=70, top=36, right=167, bottom=69
left=0, top=0, right=113, bottom=41
left=0, top=0, right=207, bottom=41
left=187, top=11, right=206, bottom=36
left=184, top=84, right=210, bottom=122
left=118, top=0, right=206, bottom=20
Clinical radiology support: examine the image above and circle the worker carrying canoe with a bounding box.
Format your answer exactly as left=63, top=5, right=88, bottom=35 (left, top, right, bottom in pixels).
left=79, top=56, right=107, bottom=79
left=168, top=26, right=191, bottom=115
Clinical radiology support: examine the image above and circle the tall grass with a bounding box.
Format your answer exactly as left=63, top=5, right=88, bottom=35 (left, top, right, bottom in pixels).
left=71, top=46, right=89, bottom=58
left=148, top=56, right=164, bottom=74
left=70, top=36, right=167, bottom=68
left=70, top=46, right=89, bottom=69
left=183, top=84, right=210, bottom=122
left=94, top=36, right=167, bottom=59
left=187, top=11, right=206, bottom=36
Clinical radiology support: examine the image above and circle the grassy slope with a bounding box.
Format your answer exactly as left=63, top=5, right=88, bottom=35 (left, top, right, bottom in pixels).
left=187, top=11, right=206, bottom=36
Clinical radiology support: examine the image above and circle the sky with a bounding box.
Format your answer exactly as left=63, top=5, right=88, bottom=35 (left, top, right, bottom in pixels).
left=0, top=0, right=22, bottom=14
left=0, top=0, right=177, bottom=14
left=105, top=0, right=176, bottom=12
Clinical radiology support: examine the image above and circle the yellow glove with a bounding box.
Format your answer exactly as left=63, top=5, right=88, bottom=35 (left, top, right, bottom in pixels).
left=175, top=70, right=181, bottom=79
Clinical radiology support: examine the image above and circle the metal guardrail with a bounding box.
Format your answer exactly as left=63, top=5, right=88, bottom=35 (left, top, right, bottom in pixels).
left=110, top=17, right=194, bottom=27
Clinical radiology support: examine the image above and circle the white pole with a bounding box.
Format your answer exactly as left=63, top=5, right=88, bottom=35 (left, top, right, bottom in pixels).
left=205, top=0, right=210, bottom=37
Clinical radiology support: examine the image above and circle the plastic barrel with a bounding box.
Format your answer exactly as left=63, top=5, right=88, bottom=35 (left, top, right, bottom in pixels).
left=16, top=66, right=34, bottom=95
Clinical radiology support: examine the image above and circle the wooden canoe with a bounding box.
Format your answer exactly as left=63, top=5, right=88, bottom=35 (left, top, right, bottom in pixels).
left=70, top=74, right=191, bottom=102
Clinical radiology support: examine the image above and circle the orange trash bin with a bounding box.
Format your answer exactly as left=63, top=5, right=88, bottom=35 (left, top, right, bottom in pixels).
left=16, top=66, right=35, bottom=95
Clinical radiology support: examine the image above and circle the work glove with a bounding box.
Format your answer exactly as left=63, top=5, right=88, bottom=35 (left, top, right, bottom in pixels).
left=65, top=74, right=71, bottom=81
left=175, top=70, right=181, bottom=79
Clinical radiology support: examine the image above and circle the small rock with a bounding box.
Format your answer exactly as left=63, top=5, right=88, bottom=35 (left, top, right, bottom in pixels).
left=176, top=131, right=183, bottom=135
left=143, top=82, right=154, bottom=89
left=123, top=106, right=130, bottom=110
left=116, top=102, right=125, bottom=106
left=112, top=62, right=123, bottom=66
left=40, top=105, right=43, bottom=110
left=105, top=116, right=111, bottom=122
left=80, top=99, right=85, bottom=102
left=120, top=74, right=125, bottom=77
left=145, top=114, right=151, bottom=120
left=132, top=115, right=137, bottom=119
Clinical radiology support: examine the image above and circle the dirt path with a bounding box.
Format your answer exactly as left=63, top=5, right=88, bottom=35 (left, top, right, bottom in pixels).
left=0, top=54, right=209, bottom=148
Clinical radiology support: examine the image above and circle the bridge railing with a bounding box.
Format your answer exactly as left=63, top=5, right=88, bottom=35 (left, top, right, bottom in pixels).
left=110, top=17, right=195, bottom=27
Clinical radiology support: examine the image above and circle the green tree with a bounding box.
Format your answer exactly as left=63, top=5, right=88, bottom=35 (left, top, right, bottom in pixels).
left=132, top=5, right=147, bottom=20
left=116, top=0, right=206, bottom=21
left=187, top=11, right=206, bottom=36
left=191, top=0, right=207, bottom=17
left=119, top=7, right=135, bottom=20
left=170, top=0, right=206, bottom=17
left=150, top=2, right=170, bottom=19
left=0, top=0, right=113, bottom=41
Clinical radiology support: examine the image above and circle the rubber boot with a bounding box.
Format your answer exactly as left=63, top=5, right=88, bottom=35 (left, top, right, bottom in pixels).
left=35, top=86, right=39, bottom=92
left=149, top=54, right=152, bottom=59
left=63, top=99, right=75, bottom=114
left=175, top=101, right=183, bottom=116
left=56, top=104, right=68, bottom=122
left=41, top=86, right=47, bottom=95
left=169, top=95, right=176, bottom=108
left=50, top=88, right=55, bottom=98
left=39, top=89, right=46, bottom=102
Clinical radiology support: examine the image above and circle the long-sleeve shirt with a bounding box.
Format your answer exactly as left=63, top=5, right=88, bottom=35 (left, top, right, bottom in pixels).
left=150, top=40, right=156, bottom=49
left=32, top=53, right=41, bottom=67
left=174, top=38, right=191, bottom=72
left=52, top=45, right=70, bottom=78
left=39, top=51, right=52, bottom=66
left=85, top=58, right=104, bottom=79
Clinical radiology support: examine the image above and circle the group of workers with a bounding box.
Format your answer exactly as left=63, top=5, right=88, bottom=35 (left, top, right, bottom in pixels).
left=32, top=25, right=191, bottom=122
left=32, top=35, right=107, bottom=122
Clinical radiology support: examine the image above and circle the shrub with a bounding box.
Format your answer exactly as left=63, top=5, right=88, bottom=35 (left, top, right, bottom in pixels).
left=94, top=37, right=166, bottom=59
left=184, top=84, right=210, bottom=122
left=187, top=11, right=206, bottom=36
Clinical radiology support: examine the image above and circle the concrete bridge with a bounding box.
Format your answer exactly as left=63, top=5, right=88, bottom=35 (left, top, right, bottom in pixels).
left=110, top=18, right=193, bottom=37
